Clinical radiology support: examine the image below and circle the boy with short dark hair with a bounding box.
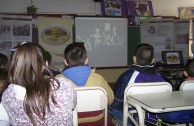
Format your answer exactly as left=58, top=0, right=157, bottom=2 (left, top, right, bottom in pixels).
left=110, top=43, right=167, bottom=125
left=183, top=58, right=194, bottom=80
left=57, top=42, right=114, bottom=126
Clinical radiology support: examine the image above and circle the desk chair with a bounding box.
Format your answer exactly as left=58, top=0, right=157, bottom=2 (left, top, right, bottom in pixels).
left=0, top=103, right=9, bottom=126
left=179, top=80, right=194, bottom=91
left=123, top=82, right=172, bottom=126
left=73, top=106, right=78, bottom=126
left=73, top=86, right=108, bottom=126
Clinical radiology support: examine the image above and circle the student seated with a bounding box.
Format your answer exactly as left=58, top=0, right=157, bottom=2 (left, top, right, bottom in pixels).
left=41, top=48, right=61, bottom=76
left=0, top=69, right=9, bottom=125
left=56, top=42, right=114, bottom=126
left=2, top=42, right=76, bottom=125
left=0, top=53, right=9, bottom=99
left=183, top=58, right=194, bottom=80
left=0, top=69, right=9, bottom=101
left=109, top=43, right=169, bottom=126
left=0, top=53, right=8, bottom=69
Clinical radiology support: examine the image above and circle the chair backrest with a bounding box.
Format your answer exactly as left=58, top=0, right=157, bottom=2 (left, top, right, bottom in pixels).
left=0, top=103, right=9, bottom=126
left=72, top=106, right=78, bottom=126
left=74, top=86, right=108, bottom=126
left=123, top=82, right=172, bottom=126
left=124, top=82, right=173, bottom=96
left=179, top=80, right=194, bottom=91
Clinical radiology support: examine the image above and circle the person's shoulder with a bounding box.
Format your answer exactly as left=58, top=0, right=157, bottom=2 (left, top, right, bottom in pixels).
left=54, top=75, right=77, bottom=88
left=117, top=67, right=134, bottom=79
left=55, top=74, right=64, bottom=79
left=90, top=70, right=105, bottom=79
left=55, top=75, right=73, bottom=84
left=2, top=84, right=26, bottom=101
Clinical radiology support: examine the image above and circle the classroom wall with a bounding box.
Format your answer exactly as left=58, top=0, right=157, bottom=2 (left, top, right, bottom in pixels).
left=1, top=0, right=194, bottom=17
left=96, top=68, right=128, bottom=89
left=0, top=0, right=95, bottom=14
left=151, top=0, right=194, bottom=17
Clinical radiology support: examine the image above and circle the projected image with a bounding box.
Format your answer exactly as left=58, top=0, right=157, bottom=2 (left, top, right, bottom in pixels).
left=76, top=22, right=125, bottom=51
left=75, top=17, right=128, bottom=67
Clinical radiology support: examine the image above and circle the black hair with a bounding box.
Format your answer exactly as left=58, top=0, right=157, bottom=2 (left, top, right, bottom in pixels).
left=0, top=53, right=8, bottom=69
left=64, top=42, right=87, bottom=67
left=134, top=43, right=154, bottom=64
left=185, top=59, right=194, bottom=77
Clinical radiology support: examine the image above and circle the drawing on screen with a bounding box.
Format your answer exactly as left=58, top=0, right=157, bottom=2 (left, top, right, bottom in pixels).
left=77, top=22, right=125, bottom=52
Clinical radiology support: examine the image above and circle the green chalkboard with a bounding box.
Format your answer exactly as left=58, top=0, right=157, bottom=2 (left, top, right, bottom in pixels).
left=128, top=26, right=140, bottom=65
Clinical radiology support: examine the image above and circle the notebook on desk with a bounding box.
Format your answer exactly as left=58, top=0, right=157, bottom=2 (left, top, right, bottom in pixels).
left=161, top=51, right=184, bottom=68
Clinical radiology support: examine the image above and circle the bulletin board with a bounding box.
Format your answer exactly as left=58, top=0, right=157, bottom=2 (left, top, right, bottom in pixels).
left=140, top=19, right=190, bottom=64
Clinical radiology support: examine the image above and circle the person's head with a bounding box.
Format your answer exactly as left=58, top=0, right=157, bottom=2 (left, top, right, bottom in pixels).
left=133, top=43, right=154, bottom=65
left=0, top=53, right=8, bottom=69
left=0, top=69, right=9, bottom=95
left=191, top=42, right=194, bottom=58
left=184, top=59, right=194, bottom=78
left=42, top=49, right=52, bottom=67
left=40, top=46, right=52, bottom=66
left=64, top=42, right=88, bottom=67
left=9, top=42, right=52, bottom=83
left=9, top=42, right=58, bottom=124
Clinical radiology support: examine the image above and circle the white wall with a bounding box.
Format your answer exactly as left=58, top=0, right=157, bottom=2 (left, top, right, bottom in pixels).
left=0, top=0, right=194, bottom=16
left=152, top=0, right=194, bottom=17
left=0, top=0, right=95, bottom=14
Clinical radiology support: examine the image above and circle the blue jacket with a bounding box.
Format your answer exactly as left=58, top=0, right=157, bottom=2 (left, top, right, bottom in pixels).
left=61, top=66, right=91, bottom=86
left=110, top=64, right=166, bottom=112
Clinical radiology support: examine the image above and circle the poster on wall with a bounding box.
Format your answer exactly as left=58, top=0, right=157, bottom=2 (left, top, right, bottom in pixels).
left=140, top=19, right=190, bottom=63
left=0, top=15, right=32, bottom=59
left=127, top=0, right=154, bottom=17
left=173, top=19, right=189, bottom=62
left=101, top=0, right=128, bottom=16
left=37, top=16, right=73, bottom=71
left=178, top=7, right=194, bottom=19
left=140, top=19, right=174, bottom=62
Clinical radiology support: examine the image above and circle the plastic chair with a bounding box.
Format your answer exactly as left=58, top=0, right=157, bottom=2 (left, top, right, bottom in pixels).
left=74, top=86, right=108, bottom=126
left=179, top=80, right=194, bottom=91
left=73, top=106, right=78, bottom=126
left=123, top=82, right=172, bottom=126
